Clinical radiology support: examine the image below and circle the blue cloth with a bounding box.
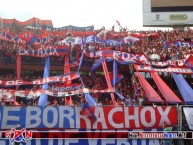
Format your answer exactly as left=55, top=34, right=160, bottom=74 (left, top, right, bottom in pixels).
left=113, top=59, right=117, bottom=87
left=172, top=73, right=193, bottom=104
left=38, top=57, right=50, bottom=106
left=84, top=93, right=96, bottom=106
left=81, top=100, right=96, bottom=121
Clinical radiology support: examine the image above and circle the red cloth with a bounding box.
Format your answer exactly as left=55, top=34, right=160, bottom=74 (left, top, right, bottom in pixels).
left=102, top=60, right=117, bottom=105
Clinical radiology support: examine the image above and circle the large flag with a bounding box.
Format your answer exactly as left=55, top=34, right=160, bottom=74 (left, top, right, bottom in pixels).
left=19, top=32, right=33, bottom=42
left=81, top=98, right=96, bottom=121
left=0, top=30, right=13, bottom=42
left=39, top=33, right=52, bottom=44
left=137, top=72, right=163, bottom=102
left=172, top=73, right=193, bottom=104
left=183, top=107, right=193, bottom=130
left=150, top=72, right=182, bottom=104
left=38, top=57, right=50, bottom=106
left=185, top=55, right=193, bottom=68
left=124, top=36, right=139, bottom=44
left=109, top=72, right=123, bottom=86
left=102, top=60, right=117, bottom=105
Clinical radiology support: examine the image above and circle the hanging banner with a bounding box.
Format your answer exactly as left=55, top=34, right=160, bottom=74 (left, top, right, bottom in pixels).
left=0, top=88, right=115, bottom=99
left=51, top=84, right=82, bottom=92
left=137, top=72, right=163, bottom=102
left=0, top=106, right=177, bottom=129
left=134, top=65, right=193, bottom=74
left=164, top=41, right=193, bottom=49
left=84, top=50, right=147, bottom=62
left=17, top=46, right=69, bottom=57
left=102, top=39, right=124, bottom=46
left=0, top=72, right=80, bottom=86
left=183, top=107, right=193, bottom=130
left=124, top=35, right=140, bottom=43
left=145, top=59, right=186, bottom=67
left=0, top=131, right=162, bottom=145
left=57, top=36, right=82, bottom=46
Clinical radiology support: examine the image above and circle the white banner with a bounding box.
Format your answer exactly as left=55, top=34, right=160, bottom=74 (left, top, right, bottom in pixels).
left=183, top=107, right=193, bottom=130
left=57, top=36, right=82, bottom=47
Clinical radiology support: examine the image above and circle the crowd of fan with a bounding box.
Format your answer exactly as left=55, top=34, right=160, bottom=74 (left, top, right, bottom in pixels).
left=0, top=26, right=193, bottom=106
left=0, top=26, right=193, bottom=65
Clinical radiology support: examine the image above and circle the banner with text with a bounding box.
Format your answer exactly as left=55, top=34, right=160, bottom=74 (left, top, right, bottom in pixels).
left=0, top=106, right=177, bottom=130
left=0, top=72, right=80, bottom=86
left=18, top=46, right=69, bottom=57
left=134, top=65, right=193, bottom=74
left=0, top=88, right=115, bottom=99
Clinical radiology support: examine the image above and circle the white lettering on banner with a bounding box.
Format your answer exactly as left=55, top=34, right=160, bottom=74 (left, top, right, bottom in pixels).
left=108, top=107, right=124, bottom=128
left=137, top=65, right=193, bottom=74
left=24, top=50, right=29, bottom=55
left=114, top=51, right=121, bottom=58
left=2, top=107, right=20, bottom=129
left=52, top=85, right=81, bottom=92
left=59, top=106, right=74, bottom=128
left=26, top=136, right=41, bottom=145
left=65, top=139, right=79, bottom=145
left=0, top=106, right=175, bottom=129
left=5, top=81, right=15, bottom=86
left=182, top=42, right=190, bottom=47
left=139, top=55, right=147, bottom=61
left=124, top=107, right=140, bottom=128
left=140, top=107, right=156, bottom=127
left=48, top=140, right=63, bottom=145
left=102, top=139, right=115, bottom=145
left=157, top=106, right=171, bottom=126
left=122, top=52, right=131, bottom=60
left=88, top=139, right=98, bottom=145
left=53, top=48, right=59, bottom=56
left=93, top=107, right=107, bottom=129
left=62, top=75, right=71, bottom=82
left=32, top=49, right=35, bottom=56
left=117, top=140, right=131, bottom=145
left=43, top=107, right=58, bottom=128
left=26, top=107, right=41, bottom=128
left=32, top=79, right=41, bottom=85
left=2, top=89, right=12, bottom=99
left=75, top=107, right=91, bottom=128
left=0, top=141, right=6, bottom=145
left=23, top=138, right=160, bottom=145
left=5, top=80, right=24, bottom=86
left=18, top=50, right=23, bottom=55
left=28, top=90, right=41, bottom=98
left=31, top=75, right=73, bottom=85
left=43, top=48, right=48, bottom=57
left=38, top=48, right=43, bottom=57
left=95, top=51, right=102, bottom=57
left=18, top=47, right=61, bottom=57
left=48, top=47, right=52, bottom=55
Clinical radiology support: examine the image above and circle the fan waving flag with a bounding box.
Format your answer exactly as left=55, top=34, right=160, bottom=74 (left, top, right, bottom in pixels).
left=116, top=20, right=121, bottom=26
